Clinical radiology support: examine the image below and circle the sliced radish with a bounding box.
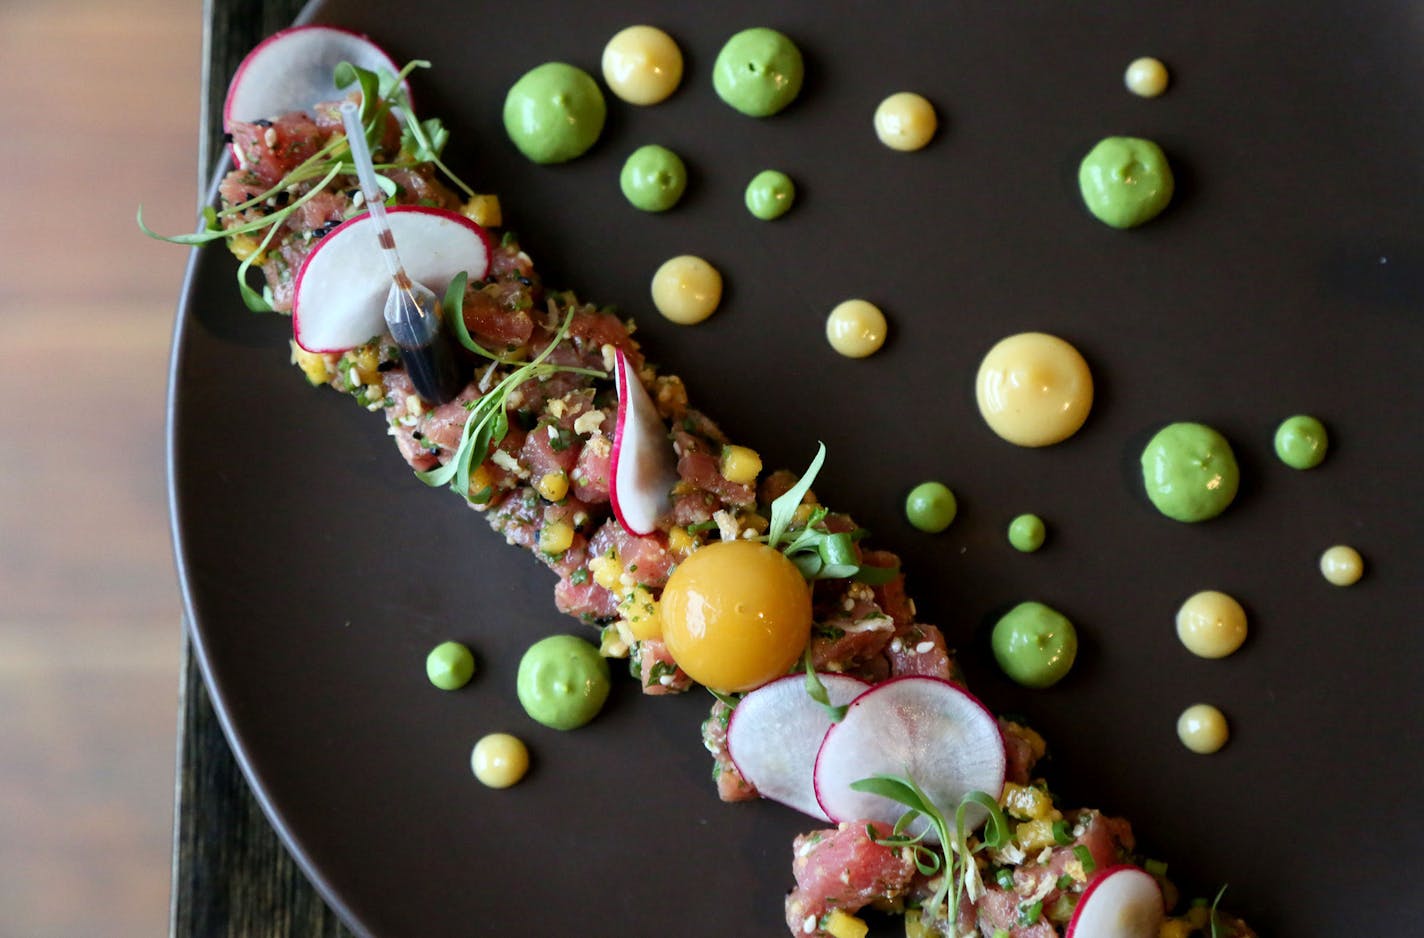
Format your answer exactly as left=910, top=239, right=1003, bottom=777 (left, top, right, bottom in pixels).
left=813, top=676, right=1005, bottom=842
left=726, top=673, right=869, bottom=821
left=225, top=25, right=403, bottom=151
left=1065, top=866, right=1166, bottom=938
left=292, top=206, right=491, bottom=353
left=609, top=348, right=679, bottom=535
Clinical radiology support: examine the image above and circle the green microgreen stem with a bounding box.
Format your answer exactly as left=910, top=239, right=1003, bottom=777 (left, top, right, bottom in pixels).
left=800, top=644, right=849, bottom=723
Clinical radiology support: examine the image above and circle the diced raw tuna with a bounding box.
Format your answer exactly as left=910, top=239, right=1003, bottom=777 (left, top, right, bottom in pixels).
left=461, top=288, right=534, bottom=351
left=701, top=701, right=758, bottom=802
left=553, top=572, right=619, bottom=622
left=673, top=428, right=755, bottom=507
left=588, top=520, right=676, bottom=588
left=570, top=435, right=612, bottom=503
left=636, top=639, right=691, bottom=695
left=784, top=822, right=916, bottom=936
left=229, top=112, right=324, bottom=185
left=1001, top=720, right=1047, bottom=785
left=974, top=886, right=1059, bottom=938
left=885, top=623, right=954, bottom=682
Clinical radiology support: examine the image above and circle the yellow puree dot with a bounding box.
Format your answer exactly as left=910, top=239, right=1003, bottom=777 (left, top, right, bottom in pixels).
left=975, top=332, right=1094, bottom=447
left=1319, top=545, right=1364, bottom=586
left=651, top=255, right=722, bottom=324
left=873, top=92, right=937, bottom=151
left=601, top=25, right=683, bottom=105
left=1177, top=704, right=1229, bottom=754
left=1124, top=57, right=1170, bottom=97
left=471, top=733, right=530, bottom=788
left=826, top=299, right=888, bottom=358
left=1175, top=590, right=1247, bottom=659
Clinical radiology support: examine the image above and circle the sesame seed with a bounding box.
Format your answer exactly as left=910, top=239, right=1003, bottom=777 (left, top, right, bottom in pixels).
left=658, top=674, right=674, bottom=686
left=915, top=641, right=935, bottom=654
left=263, top=127, right=278, bottom=148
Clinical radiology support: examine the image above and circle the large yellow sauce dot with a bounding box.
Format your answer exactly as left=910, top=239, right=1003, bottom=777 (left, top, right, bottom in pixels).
left=602, top=25, right=683, bottom=106
left=975, top=332, right=1094, bottom=447
left=1175, top=590, right=1248, bottom=659
left=659, top=540, right=812, bottom=692
left=651, top=255, right=722, bottom=324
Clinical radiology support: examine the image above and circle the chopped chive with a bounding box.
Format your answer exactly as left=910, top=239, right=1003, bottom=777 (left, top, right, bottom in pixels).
left=1018, top=899, right=1043, bottom=925
left=1073, top=844, right=1096, bottom=873
left=1052, top=818, right=1073, bottom=845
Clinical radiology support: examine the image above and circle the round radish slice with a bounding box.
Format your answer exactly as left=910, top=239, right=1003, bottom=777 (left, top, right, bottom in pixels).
left=225, top=26, right=402, bottom=142
left=726, top=673, right=869, bottom=821
left=292, top=207, right=490, bottom=354
left=813, top=676, right=1005, bottom=842
left=1065, top=866, right=1165, bottom=938
left=610, top=348, right=679, bottom=535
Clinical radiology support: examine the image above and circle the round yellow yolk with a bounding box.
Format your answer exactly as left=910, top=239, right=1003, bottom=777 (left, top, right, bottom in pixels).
left=602, top=25, right=683, bottom=106
left=826, top=299, right=888, bottom=358
left=873, top=92, right=937, bottom=151
left=659, top=540, right=812, bottom=692
left=651, top=255, right=722, bottom=324
left=1175, top=590, right=1248, bottom=659
left=1177, top=704, right=1229, bottom=754
left=975, top=332, right=1094, bottom=447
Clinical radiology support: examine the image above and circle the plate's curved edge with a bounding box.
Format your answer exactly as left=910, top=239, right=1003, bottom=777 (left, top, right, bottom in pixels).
left=165, top=4, right=374, bottom=934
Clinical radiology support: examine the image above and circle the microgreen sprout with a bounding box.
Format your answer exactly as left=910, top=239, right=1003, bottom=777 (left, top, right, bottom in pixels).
left=849, top=774, right=1009, bottom=930
left=801, top=644, right=849, bottom=723
left=1210, top=884, right=1228, bottom=938
left=414, top=297, right=604, bottom=501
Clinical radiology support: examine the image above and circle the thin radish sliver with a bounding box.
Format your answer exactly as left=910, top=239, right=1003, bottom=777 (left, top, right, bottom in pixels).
left=610, top=348, right=679, bottom=535
left=1065, top=865, right=1165, bottom=938
left=813, top=676, right=1005, bottom=842
left=726, top=673, right=869, bottom=821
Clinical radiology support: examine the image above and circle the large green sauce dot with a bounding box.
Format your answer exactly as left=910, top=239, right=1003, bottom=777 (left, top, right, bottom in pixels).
left=991, top=601, right=1078, bottom=688
left=516, top=634, right=610, bottom=730
left=620, top=145, right=687, bottom=212
left=1140, top=422, right=1240, bottom=522
left=503, top=62, right=606, bottom=164
left=712, top=28, right=804, bottom=117
left=1078, top=136, right=1174, bottom=228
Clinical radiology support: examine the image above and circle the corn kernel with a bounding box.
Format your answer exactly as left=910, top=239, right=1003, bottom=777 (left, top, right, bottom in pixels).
left=1015, top=818, right=1058, bottom=853
left=536, top=471, right=569, bottom=502
left=539, top=521, right=575, bottom=555
left=822, top=910, right=869, bottom=938
left=289, top=342, right=336, bottom=386
left=463, top=194, right=502, bottom=228
left=719, top=445, right=763, bottom=485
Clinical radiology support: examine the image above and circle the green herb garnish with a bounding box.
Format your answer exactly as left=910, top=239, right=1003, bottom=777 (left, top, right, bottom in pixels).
left=801, top=644, right=849, bottom=723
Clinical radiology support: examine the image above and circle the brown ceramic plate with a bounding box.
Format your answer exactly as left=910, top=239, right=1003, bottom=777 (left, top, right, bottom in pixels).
left=170, top=2, right=1424, bottom=935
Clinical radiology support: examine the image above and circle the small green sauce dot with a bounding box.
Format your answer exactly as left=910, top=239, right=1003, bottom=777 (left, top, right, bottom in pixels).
left=905, top=482, right=957, bottom=533
left=516, top=634, right=611, bottom=730
left=1008, top=514, right=1046, bottom=552
left=745, top=170, right=795, bottom=220
left=1140, top=422, right=1240, bottom=522
left=425, top=641, right=476, bottom=691
left=619, top=145, right=687, bottom=212
left=1078, top=136, right=1174, bottom=229
left=991, top=601, right=1078, bottom=688
left=1274, top=415, right=1328, bottom=469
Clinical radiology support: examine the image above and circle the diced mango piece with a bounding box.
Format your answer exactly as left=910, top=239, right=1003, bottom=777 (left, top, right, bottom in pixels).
left=1158, top=920, right=1192, bottom=938
left=289, top=341, right=336, bottom=386
left=590, top=553, right=623, bottom=591
left=463, top=193, right=502, bottom=228
left=538, top=521, right=575, bottom=555
left=622, top=586, right=662, bottom=641
left=1015, top=818, right=1058, bottom=853
left=667, top=526, right=696, bottom=554
left=1001, top=782, right=1059, bottom=821
left=228, top=233, right=264, bottom=263
left=536, top=470, right=569, bottom=502
left=719, top=444, right=763, bottom=485
left=822, top=910, right=869, bottom=938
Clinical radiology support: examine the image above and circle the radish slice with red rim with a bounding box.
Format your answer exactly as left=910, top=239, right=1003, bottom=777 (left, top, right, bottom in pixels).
left=292, top=206, right=490, bottom=354
left=1065, top=865, right=1166, bottom=938
left=813, top=675, right=1005, bottom=843
left=224, top=25, right=403, bottom=154
left=725, top=673, right=869, bottom=821
left=610, top=348, right=679, bottom=535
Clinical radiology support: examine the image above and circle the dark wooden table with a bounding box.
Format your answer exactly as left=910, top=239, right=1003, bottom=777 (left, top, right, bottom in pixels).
left=172, top=2, right=355, bottom=934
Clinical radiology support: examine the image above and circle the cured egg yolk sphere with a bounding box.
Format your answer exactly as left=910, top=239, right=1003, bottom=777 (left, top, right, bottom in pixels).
left=659, top=540, right=812, bottom=692
left=975, top=332, right=1094, bottom=447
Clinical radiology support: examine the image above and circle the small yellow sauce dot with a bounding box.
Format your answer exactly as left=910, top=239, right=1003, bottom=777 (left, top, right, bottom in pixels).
left=651, top=255, right=722, bottom=324
left=601, top=25, right=683, bottom=105
left=873, top=92, right=937, bottom=151
left=471, top=733, right=530, bottom=788
left=1124, top=57, right=1170, bottom=98
left=826, top=299, right=888, bottom=358
left=1175, top=590, right=1248, bottom=659
left=1319, top=545, right=1364, bottom=586
left=975, top=332, right=1094, bottom=447
left=1177, top=704, right=1229, bottom=754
